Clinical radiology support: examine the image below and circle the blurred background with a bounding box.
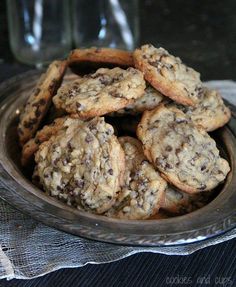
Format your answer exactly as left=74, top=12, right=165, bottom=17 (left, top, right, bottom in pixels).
left=0, top=0, right=236, bottom=80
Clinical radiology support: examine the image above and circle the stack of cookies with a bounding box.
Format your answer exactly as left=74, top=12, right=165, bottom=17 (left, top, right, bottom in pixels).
left=18, top=44, right=231, bottom=220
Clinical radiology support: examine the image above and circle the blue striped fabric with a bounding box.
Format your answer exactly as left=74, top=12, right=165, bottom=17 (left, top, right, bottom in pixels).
left=1, top=239, right=236, bottom=287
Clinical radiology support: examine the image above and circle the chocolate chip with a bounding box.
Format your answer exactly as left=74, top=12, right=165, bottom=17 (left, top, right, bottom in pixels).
left=85, top=134, right=93, bottom=143
left=99, top=76, right=110, bottom=85
left=217, top=170, right=224, bottom=175
left=23, top=118, right=37, bottom=129
left=53, top=158, right=59, bottom=165
left=148, top=61, right=161, bottom=70
left=57, top=186, right=63, bottom=191
left=160, top=54, right=168, bottom=62
left=165, top=145, right=173, bottom=152
left=166, top=163, right=173, bottom=169
left=176, top=118, right=188, bottom=124
left=155, top=157, right=162, bottom=166
left=108, top=169, right=113, bottom=175
left=197, top=184, right=206, bottom=191
left=130, top=171, right=136, bottom=178
left=66, top=185, right=74, bottom=192
left=185, top=134, right=193, bottom=143
left=156, top=156, right=173, bottom=169
left=201, top=165, right=206, bottom=171
left=68, top=92, right=74, bottom=98
left=52, top=144, right=57, bottom=150
left=105, top=130, right=112, bottom=135
left=72, top=83, right=78, bottom=89
left=32, top=102, right=39, bottom=108
left=35, top=108, right=41, bottom=117
left=34, top=88, right=41, bottom=96
left=110, top=91, right=123, bottom=98
left=76, top=102, right=82, bottom=110
left=49, top=79, right=57, bottom=91
left=189, top=158, right=195, bottom=166
left=62, top=158, right=68, bottom=166
left=67, top=142, right=73, bottom=152
left=39, top=98, right=46, bottom=105
left=88, top=124, right=96, bottom=131
left=75, top=179, right=84, bottom=188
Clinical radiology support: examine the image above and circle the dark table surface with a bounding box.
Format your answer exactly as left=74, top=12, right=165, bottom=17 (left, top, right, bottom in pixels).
left=0, top=0, right=236, bottom=286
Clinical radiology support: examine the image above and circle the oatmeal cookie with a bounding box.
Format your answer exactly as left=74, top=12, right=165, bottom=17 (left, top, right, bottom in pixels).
left=53, top=67, right=146, bottom=118
left=18, top=60, right=67, bottom=145
left=169, top=88, right=231, bottom=131
left=137, top=105, right=230, bottom=193
left=133, top=44, right=203, bottom=106
left=106, top=137, right=167, bottom=219
left=35, top=117, right=125, bottom=214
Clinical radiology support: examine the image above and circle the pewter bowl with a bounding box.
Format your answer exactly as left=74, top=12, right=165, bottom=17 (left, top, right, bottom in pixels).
left=0, top=71, right=236, bottom=246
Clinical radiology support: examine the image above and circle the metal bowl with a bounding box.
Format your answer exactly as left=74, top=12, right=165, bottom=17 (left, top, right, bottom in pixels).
left=0, top=71, right=235, bottom=247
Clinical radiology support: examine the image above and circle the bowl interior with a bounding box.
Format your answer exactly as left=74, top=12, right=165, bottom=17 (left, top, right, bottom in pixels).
left=0, top=72, right=236, bottom=246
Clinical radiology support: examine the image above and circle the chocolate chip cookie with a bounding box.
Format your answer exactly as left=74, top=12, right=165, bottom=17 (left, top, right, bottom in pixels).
left=161, top=186, right=214, bottom=215
left=133, top=44, right=203, bottom=106
left=68, top=47, right=134, bottom=72
left=18, top=60, right=67, bottom=146
left=110, top=85, right=164, bottom=116
left=106, top=137, right=167, bottom=219
left=53, top=67, right=146, bottom=118
left=137, top=105, right=230, bottom=193
left=34, top=117, right=125, bottom=214
left=170, top=88, right=231, bottom=131
left=21, top=117, right=67, bottom=166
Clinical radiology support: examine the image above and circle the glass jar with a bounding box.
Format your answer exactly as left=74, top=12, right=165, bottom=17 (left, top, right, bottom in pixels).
left=71, top=0, right=139, bottom=50
left=7, top=0, right=72, bottom=67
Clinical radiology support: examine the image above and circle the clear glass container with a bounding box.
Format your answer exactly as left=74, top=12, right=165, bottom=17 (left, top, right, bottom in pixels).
left=71, top=0, right=139, bottom=50
left=7, top=0, right=72, bottom=67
